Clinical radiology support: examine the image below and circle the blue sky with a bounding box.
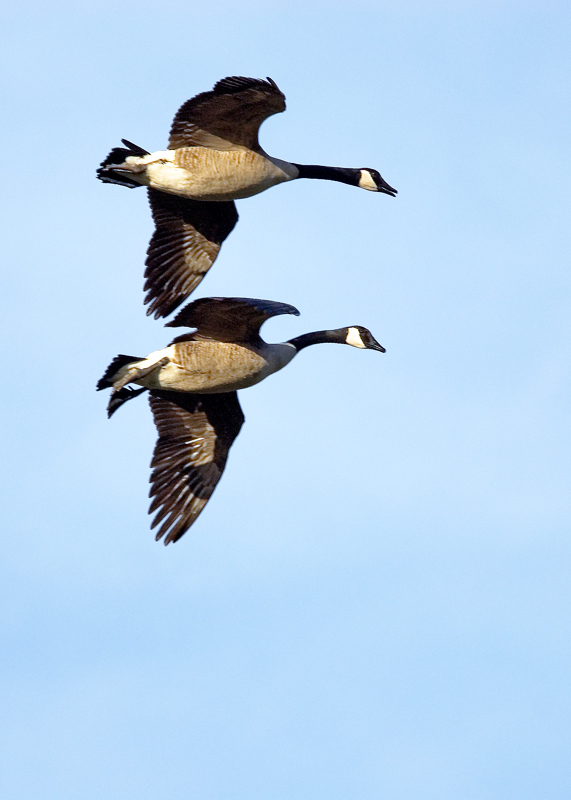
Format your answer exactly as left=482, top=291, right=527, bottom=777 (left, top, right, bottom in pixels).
left=1, top=2, right=570, bottom=798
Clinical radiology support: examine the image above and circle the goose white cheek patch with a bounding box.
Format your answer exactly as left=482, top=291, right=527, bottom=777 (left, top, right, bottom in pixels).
left=358, top=170, right=378, bottom=191
left=345, top=327, right=366, bottom=348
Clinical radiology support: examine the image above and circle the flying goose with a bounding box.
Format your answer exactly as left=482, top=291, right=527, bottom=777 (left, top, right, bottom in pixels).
left=97, top=76, right=397, bottom=319
left=97, top=297, right=385, bottom=544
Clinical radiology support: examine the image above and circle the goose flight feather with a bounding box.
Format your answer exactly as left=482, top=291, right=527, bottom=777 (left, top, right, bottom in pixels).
left=145, top=191, right=239, bottom=318
left=148, top=390, right=244, bottom=544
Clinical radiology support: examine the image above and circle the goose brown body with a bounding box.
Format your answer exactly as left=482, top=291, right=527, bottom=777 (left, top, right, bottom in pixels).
left=122, top=147, right=298, bottom=201
left=113, top=339, right=297, bottom=394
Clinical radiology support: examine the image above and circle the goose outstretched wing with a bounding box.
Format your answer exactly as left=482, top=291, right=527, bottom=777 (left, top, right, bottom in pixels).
left=166, top=296, right=300, bottom=342
left=168, top=76, right=286, bottom=151
left=148, top=390, right=245, bottom=544
left=144, top=189, right=238, bottom=319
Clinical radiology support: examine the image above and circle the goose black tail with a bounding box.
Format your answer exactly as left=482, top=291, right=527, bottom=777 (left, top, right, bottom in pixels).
left=96, top=139, right=150, bottom=188
left=97, top=354, right=147, bottom=418
left=106, top=386, right=147, bottom=418
left=97, top=353, right=142, bottom=390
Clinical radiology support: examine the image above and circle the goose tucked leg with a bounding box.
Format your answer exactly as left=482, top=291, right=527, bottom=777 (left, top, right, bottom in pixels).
left=110, top=357, right=171, bottom=395
left=106, top=357, right=170, bottom=417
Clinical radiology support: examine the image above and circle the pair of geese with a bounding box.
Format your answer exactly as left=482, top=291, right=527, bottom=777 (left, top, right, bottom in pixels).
left=98, top=76, right=396, bottom=544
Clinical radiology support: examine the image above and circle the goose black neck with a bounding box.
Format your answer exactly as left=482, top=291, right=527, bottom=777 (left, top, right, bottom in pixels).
left=292, top=164, right=358, bottom=186
left=288, top=329, right=345, bottom=351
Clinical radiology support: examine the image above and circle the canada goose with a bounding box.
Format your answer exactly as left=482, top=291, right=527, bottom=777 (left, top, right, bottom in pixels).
left=97, top=76, right=397, bottom=319
left=97, top=297, right=385, bottom=544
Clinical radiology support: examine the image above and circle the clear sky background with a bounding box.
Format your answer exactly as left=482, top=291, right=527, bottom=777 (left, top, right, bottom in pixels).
left=1, top=1, right=570, bottom=798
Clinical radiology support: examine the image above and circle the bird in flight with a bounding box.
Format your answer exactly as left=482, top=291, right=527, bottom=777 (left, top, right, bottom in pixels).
left=97, top=296, right=385, bottom=544
left=97, top=76, right=397, bottom=319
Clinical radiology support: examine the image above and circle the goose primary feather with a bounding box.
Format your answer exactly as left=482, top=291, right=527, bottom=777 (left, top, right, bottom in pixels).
left=97, top=76, right=397, bottom=319
left=97, top=297, right=385, bottom=544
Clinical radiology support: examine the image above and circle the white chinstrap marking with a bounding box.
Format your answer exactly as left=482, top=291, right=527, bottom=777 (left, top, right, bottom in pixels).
left=358, top=170, right=378, bottom=191
left=345, top=327, right=367, bottom=348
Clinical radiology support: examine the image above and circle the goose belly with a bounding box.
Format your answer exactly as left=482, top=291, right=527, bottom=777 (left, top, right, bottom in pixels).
left=140, top=148, right=296, bottom=200
left=132, top=342, right=296, bottom=394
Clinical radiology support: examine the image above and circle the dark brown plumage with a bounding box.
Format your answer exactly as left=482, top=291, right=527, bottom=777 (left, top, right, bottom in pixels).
left=165, top=296, right=300, bottom=341
left=148, top=390, right=245, bottom=544
left=144, top=190, right=239, bottom=318
left=168, top=76, right=286, bottom=151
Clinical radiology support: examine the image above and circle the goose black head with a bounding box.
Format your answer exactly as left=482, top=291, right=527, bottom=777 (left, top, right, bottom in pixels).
left=358, top=169, right=397, bottom=196
left=343, top=326, right=386, bottom=352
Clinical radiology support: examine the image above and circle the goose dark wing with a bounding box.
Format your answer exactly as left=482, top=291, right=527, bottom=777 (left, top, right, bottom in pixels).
left=148, top=390, right=245, bottom=544
left=168, top=76, right=286, bottom=151
left=166, top=297, right=300, bottom=342
left=144, top=189, right=238, bottom=319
